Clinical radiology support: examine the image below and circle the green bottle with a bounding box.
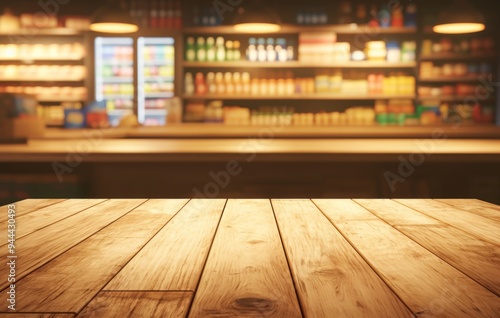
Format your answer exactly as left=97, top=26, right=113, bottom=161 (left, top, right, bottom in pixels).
left=206, top=37, right=216, bottom=62
left=186, top=37, right=196, bottom=61
left=196, top=37, right=206, bottom=61
left=216, top=36, right=226, bottom=62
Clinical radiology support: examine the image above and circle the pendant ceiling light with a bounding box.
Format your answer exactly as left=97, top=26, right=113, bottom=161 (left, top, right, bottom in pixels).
left=234, top=3, right=281, bottom=33
left=90, top=2, right=138, bottom=34
left=433, top=0, right=485, bottom=34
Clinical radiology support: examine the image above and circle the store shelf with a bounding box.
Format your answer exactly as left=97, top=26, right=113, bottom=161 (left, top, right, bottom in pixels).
left=420, top=52, right=497, bottom=61
left=183, top=24, right=417, bottom=35
left=418, top=95, right=496, bottom=102
left=145, top=109, right=168, bottom=114
left=144, top=76, right=175, bottom=82
left=0, top=78, right=85, bottom=82
left=101, top=77, right=134, bottom=83
left=419, top=76, right=485, bottom=83
left=145, top=92, right=174, bottom=98
left=183, top=93, right=416, bottom=100
left=0, top=28, right=84, bottom=36
left=102, top=94, right=134, bottom=100
left=37, top=96, right=87, bottom=102
left=101, top=60, right=134, bottom=66
left=0, top=57, right=84, bottom=62
left=182, top=61, right=417, bottom=69
left=143, top=60, right=175, bottom=66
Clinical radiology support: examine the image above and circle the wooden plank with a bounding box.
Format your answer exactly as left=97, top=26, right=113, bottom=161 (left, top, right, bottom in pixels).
left=77, top=292, right=192, bottom=318
left=353, top=199, right=441, bottom=225
left=272, top=199, right=414, bottom=318
left=0, top=199, right=66, bottom=222
left=105, top=199, right=225, bottom=291
left=0, top=199, right=106, bottom=238
left=319, top=211, right=500, bottom=317
left=0, top=199, right=189, bottom=313
left=0, top=314, right=74, bottom=318
left=395, top=199, right=500, bottom=246
left=395, top=224, right=500, bottom=296
left=435, top=199, right=500, bottom=222
left=312, top=199, right=380, bottom=221
left=189, top=199, right=302, bottom=318
left=0, top=199, right=146, bottom=292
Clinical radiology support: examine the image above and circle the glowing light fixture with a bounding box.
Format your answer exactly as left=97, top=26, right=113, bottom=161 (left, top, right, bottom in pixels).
left=90, top=5, right=138, bottom=33
left=433, top=0, right=485, bottom=34
left=234, top=4, right=281, bottom=33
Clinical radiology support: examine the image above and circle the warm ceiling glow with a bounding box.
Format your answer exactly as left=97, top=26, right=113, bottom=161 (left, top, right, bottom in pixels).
left=433, top=23, right=485, bottom=34
left=90, top=22, right=139, bottom=33
left=234, top=23, right=281, bottom=33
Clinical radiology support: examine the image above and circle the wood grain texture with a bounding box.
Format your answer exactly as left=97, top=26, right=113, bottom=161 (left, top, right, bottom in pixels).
left=0, top=199, right=106, bottom=238
left=0, top=199, right=189, bottom=313
left=272, top=199, right=414, bottom=318
left=327, top=219, right=500, bottom=317
left=0, top=314, right=75, bottom=318
left=105, top=199, right=225, bottom=291
left=395, top=199, right=500, bottom=246
left=312, top=199, right=380, bottom=221
left=0, top=199, right=66, bottom=222
left=189, top=199, right=301, bottom=318
left=435, top=199, right=500, bottom=222
left=353, top=199, right=441, bottom=225
left=77, top=292, right=192, bottom=318
left=0, top=199, right=146, bottom=292
left=395, top=224, right=500, bottom=296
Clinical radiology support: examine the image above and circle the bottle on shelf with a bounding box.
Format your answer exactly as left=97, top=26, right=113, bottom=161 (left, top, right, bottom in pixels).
left=206, top=37, right=216, bottom=62
left=404, top=3, right=417, bottom=27
left=391, top=4, right=404, bottom=27
left=257, top=38, right=267, bottom=62
left=233, top=41, right=241, bottom=61
left=266, top=38, right=276, bottom=62
left=215, top=36, right=225, bottom=61
left=247, top=38, right=257, bottom=62
left=355, top=4, right=369, bottom=25
left=225, top=40, right=234, bottom=61
left=174, top=0, right=183, bottom=29
left=196, top=37, right=206, bottom=61
left=338, top=1, right=353, bottom=24
left=185, top=37, right=196, bottom=62
left=149, top=0, right=158, bottom=28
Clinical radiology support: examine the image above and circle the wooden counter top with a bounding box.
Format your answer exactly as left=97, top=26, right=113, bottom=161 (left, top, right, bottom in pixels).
left=1, top=138, right=500, bottom=162
left=39, top=124, right=500, bottom=140
left=1, top=199, right=499, bottom=317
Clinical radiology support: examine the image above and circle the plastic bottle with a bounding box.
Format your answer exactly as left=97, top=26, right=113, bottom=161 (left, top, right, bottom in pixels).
left=247, top=38, right=257, bottom=61
left=276, top=38, right=288, bottom=62
left=233, top=41, right=241, bottom=61
left=216, top=37, right=226, bottom=61
left=404, top=4, right=417, bottom=28
left=226, top=40, right=234, bottom=61
left=185, top=37, right=196, bottom=61
left=266, top=38, right=276, bottom=62
left=196, top=37, right=206, bottom=61
left=206, top=37, right=216, bottom=62
left=257, top=38, right=267, bottom=62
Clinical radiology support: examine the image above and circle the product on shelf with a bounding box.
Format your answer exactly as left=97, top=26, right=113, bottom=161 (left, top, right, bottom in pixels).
left=421, top=37, right=495, bottom=56
left=190, top=3, right=220, bottom=26
left=420, top=61, right=493, bottom=78
left=0, top=65, right=86, bottom=80
left=0, top=43, right=85, bottom=60
left=129, top=0, right=182, bottom=29
left=375, top=99, right=415, bottom=125
left=299, top=32, right=337, bottom=63
left=296, top=6, right=328, bottom=25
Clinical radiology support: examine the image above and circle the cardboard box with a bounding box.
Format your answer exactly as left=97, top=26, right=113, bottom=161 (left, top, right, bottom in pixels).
left=0, top=117, right=45, bottom=139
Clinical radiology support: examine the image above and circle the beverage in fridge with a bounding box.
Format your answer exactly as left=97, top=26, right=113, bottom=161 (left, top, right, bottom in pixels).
left=94, top=37, right=134, bottom=127
left=138, top=37, right=175, bottom=126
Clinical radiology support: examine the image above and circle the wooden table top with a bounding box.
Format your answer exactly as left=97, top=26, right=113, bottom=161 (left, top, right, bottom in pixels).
left=1, top=199, right=499, bottom=317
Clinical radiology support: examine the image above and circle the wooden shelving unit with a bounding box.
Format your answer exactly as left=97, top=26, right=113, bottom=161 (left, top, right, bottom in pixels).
left=183, top=61, right=417, bottom=69
left=183, top=94, right=416, bottom=101
left=183, top=25, right=417, bottom=35
left=419, top=52, right=497, bottom=61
